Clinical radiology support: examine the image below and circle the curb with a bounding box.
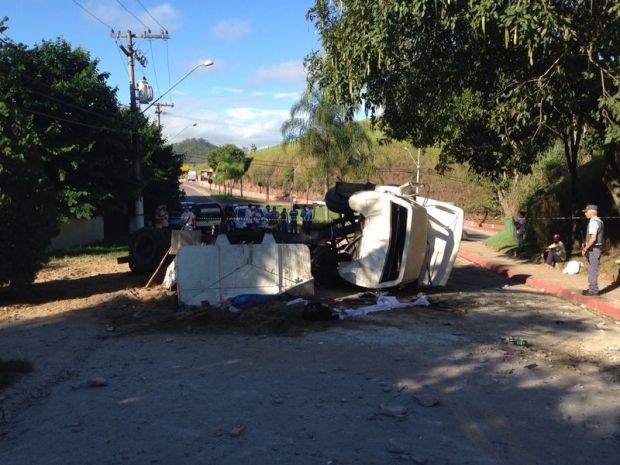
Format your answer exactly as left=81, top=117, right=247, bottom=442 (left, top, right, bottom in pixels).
left=458, top=249, right=620, bottom=320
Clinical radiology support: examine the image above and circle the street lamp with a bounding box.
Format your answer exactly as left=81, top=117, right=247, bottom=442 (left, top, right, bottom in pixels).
left=169, top=122, right=197, bottom=141
left=130, top=60, right=213, bottom=230
left=142, top=60, right=214, bottom=113
left=403, top=146, right=422, bottom=194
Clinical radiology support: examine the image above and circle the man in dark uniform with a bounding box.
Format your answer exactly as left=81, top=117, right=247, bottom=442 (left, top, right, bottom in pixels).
left=581, top=204, right=604, bottom=296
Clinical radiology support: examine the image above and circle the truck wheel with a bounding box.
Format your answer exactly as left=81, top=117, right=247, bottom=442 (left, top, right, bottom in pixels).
left=128, top=228, right=169, bottom=274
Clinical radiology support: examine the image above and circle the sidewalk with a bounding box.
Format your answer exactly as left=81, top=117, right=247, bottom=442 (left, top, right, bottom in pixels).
left=458, top=228, right=620, bottom=320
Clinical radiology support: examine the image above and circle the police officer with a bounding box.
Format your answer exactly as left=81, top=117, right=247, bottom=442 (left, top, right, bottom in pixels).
left=581, top=204, right=604, bottom=296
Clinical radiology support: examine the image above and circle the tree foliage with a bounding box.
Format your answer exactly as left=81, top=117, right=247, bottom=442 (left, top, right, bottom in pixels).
left=306, top=1, right=619, bottom=206
left=0, top=25, right=58, bottom=286
left=0, top=20, right=183, bottom=286
left=281, top=90, right=373, bottom=191
left=208, top=144, right=250, bottom=184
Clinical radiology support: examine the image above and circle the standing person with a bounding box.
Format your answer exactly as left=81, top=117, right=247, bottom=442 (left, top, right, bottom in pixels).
left=269, top=205, right=279, bottom=229
left=154, top=204, right=168, bottom=228
left=280, top=207, right=289, bottom=233
left=542, top=233, right=566, bottom=267
left=180, top=205, right=195, bottom=231
left=513, top=210, right=526, bottom=255
left=302, top=206, right=313, bottom=234
left=581, top=204, right=604, bottom=296
left=289, top=207, right=298, bottom=234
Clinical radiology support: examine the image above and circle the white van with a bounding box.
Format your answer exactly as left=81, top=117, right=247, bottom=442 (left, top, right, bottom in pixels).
left=186, top=170, right=197, bottom=182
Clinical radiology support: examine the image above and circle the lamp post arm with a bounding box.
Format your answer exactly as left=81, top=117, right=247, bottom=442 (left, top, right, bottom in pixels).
left=141, top=61, right=213, bottom=113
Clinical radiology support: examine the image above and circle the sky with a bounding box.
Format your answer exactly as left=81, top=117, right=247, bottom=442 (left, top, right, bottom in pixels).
left=2, top=0, right=320, bottom=148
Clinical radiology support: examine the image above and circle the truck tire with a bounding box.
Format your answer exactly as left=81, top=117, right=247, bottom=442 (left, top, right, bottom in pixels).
left=128, top=227, right=169, bottom=274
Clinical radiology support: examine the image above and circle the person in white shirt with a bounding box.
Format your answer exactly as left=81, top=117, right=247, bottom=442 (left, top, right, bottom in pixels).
left=180, top=205, right=195, bottom=231
left=581, top=204, right=604, bottom=296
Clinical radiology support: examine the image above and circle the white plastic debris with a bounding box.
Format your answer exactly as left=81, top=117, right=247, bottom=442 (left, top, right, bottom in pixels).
left=562, top=260, right=582, bottom=275
left=162, top=259, right=176, bottom=290
left=338, top=293, right=414, bottom=319
left=286, top=297, right=308, bottom=306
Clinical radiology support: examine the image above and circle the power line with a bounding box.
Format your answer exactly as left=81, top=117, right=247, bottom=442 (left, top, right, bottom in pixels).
left=16, top=105, right=130, bottom=134
left=165, top=40, right=172, bottom=103
left=116, top=0, right=150, bottom=31
left=70, top=0, right=114, bottom=31
left=115, top=38, right=131, bottom=79
left=136, top=0, right=167, bottom=31
left=148, top=40, right=161, bottom=97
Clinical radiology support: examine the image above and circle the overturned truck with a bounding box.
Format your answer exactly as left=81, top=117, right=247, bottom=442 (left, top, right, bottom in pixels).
left=166, top=182, right=464, bottom=307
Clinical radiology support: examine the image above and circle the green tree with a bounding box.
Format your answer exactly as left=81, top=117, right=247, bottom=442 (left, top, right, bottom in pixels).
left=139, top=115, right=184, bottom=217
left=281, top=90, right=373, bottom=193
left=306, top=1, right=619, bottom=210
left=208, top=144, right=250, bottom=196
left=0, top=21, right=183, bottom=285
left=23, top=38, right=131, bottom=220
left=0, top=26, right=58, bottom=287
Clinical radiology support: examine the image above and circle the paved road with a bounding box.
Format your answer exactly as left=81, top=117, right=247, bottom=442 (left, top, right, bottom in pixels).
left=1, top=247, right=619, bottom=464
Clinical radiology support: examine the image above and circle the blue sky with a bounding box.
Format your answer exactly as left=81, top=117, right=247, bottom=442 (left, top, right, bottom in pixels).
left=2, top=0, right=320, bottom=147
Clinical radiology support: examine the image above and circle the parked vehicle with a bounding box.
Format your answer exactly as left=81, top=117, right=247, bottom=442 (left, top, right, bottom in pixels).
left=186, top=170, right=197, bottom=182
left=193, top=202, right=223, bottom=230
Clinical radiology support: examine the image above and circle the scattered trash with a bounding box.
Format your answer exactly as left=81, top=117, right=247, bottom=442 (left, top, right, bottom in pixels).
left=87, top=377, right=107, bottom=388
left=562, top=260, right=582, bottom=275
left=162, top=259, right=176, bottom=290
left=514, top=337, right=529, bottom=347
left=524, top=363, right=538, bottom=369
left=410, top=295, right=431, bottom=307
left=385, top=439, right=405, bottom=454
left=337, top=293, right=425, bottom=319
left=378, top=403, right=408, bottom=419
left=412, top=391, right=439, bottom=407
left=584, top=421, right=600, bottom=431
left=301, top=302, right=339, bottom=321
left=227, top=293, right=286, bottom=311
left=229, top=424, right=246, bottom=438
left=286, top=297, right=308, bottom=306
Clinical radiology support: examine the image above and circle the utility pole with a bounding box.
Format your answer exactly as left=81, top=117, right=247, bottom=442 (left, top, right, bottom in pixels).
left=154, top=102, right=174, bottom=128
left=111, top=30, right=170, bottom=230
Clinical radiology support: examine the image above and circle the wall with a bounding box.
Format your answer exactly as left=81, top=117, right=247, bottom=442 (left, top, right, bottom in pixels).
left=49, top=217, right=104, bottom=251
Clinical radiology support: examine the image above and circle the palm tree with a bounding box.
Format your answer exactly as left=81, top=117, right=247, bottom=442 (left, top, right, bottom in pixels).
left=281, top=90, right=373, bottom=194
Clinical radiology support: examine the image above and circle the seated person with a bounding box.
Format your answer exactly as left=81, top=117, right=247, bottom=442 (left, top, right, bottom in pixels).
left=542, top=233, right=566, bottom=267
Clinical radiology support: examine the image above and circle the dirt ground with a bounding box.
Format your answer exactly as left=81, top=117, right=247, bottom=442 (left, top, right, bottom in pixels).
left=1, top=255, right=619, bottom=465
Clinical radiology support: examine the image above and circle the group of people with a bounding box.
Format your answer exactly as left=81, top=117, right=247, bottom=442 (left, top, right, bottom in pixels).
left=261, top=204, right=314, bottom=234
left=236, top=203, right=314, bottom=234
left=514, top=203, right=605, bottom=297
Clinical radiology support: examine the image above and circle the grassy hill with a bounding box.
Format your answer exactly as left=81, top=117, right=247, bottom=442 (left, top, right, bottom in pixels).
left=241, top=129, right=501, bottom=219
left=172, top=138, right=217, bottom=165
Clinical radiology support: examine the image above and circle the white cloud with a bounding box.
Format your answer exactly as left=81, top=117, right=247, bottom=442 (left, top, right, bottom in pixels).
left=253, top=61, right=306, bottom=85
left=162, top=105, right=289, bottom=148
left=223, top=87, right=244, bottom=94
left=210, top=19, right=252, bottom=42
left=273, top=92, right=301, bottom=100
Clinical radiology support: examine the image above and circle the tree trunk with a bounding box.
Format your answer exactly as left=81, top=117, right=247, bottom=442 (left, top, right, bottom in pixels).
left=561, top=117, right=583, bottom=210
left=602, top=141, right=620, bottom=211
